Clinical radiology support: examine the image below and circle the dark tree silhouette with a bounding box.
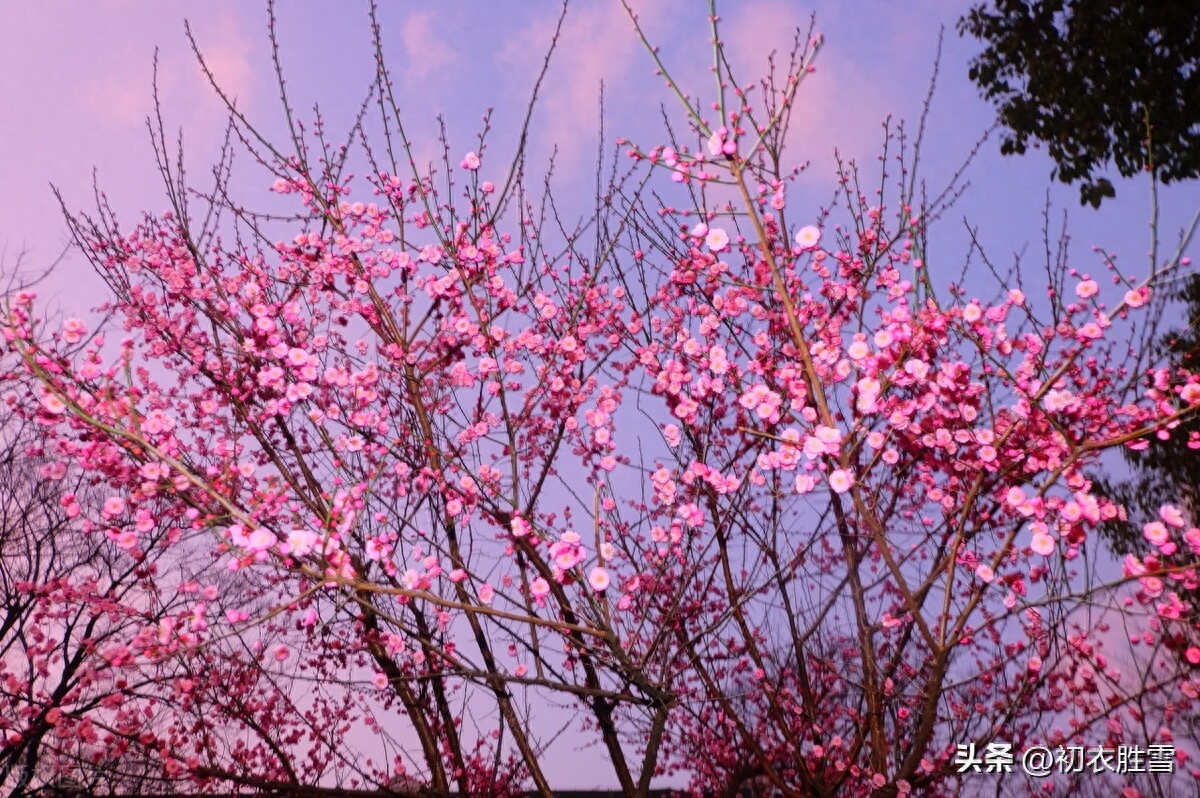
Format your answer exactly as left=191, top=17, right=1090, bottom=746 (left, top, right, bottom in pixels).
left=959, top=0, right=1200, bottom=207
left=1096, top=277, right=1200, bottom=592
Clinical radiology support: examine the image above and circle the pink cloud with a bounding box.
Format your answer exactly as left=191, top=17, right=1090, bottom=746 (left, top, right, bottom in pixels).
left=719, top=1, right=894, bottom=180
left=496, top=1, right=682, bottom=179
left=491, top=1, right=895, bottom=191
left=0, top=3, right=256, bottom=312
left=400, top=10, right=456, bottom=91
left=181, top=17, right=257, bottom=119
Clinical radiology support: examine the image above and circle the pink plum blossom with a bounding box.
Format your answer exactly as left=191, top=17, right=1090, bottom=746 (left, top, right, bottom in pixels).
left=794, top=225, right=821, bottom=250
left=828, top=469, right=854, bottom=494
left=588, top=567, right=611, bottom=592
left=705, top=227, right=730, bottom=253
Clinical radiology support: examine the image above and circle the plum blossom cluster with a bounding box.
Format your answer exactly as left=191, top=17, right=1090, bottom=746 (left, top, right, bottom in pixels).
left=9, top=119, right=1200, bottom=798
left=610, top=38, right=1200, bottom=784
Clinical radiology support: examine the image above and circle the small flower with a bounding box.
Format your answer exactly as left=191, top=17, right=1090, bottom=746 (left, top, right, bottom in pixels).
left=478, top=583, right=495, bottom=605
left=61, top=318, right=88, bottom=344
left=588, top=567, right=611, bottom=592
left=1125, top=287, right=1148, bottom=308
left=461, top=151, right=481, bottom=170
left=1160, top=505, right=1186, bottom=528
left=1030, top=531, right=1056, bottom=556
left=1143, top=521, right=1170, bottom=547
left=662, top=424, right=682, bottom=447
left=705, top=227, right=730, bottom=253
left=828, top=469, right=854, bottom=494
left=707, top=128, right=725, bottom=157
left=795, top=225, right=821, bottom=250
left=247, top=528, right=277, bottom=552
left=286, top=528, right=316, bottom=556
left=975, top=564, right=995, bottom=583
left=815, top=426, right=843, bottom=447
left=904, top=359, right=930, bottom=380
left=1075, top=279, right=1099, bottom=298
left=40, top=394, right=67, bottom=415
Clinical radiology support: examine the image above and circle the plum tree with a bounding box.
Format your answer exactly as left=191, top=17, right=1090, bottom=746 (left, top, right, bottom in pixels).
left=5, top=2, right=1200, bottom=795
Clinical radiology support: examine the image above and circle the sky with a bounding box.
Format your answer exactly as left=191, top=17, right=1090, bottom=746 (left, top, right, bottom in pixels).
left=3, top=0, right=1199, bottom=790
left=5, top=0, right=1197, bottom=315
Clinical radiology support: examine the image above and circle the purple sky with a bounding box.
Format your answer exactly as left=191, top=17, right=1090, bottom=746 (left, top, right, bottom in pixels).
left=4, top=1, right=1199, bottom=789
left=7, top=0, right=1197, bottom=314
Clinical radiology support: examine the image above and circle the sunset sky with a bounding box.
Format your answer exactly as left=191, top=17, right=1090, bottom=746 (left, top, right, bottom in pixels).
left=5, top=0, right=1197, bottom=317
